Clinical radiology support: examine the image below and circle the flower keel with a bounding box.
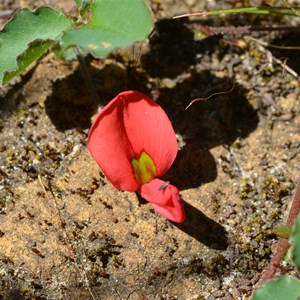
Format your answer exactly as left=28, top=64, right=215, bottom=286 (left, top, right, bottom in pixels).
left=131, top=151, right=156, bottom=186
left=141, top=178, right=186, bottom=223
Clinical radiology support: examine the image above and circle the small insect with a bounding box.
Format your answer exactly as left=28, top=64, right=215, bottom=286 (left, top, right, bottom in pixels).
left=158, top=181, right=170, bottom=191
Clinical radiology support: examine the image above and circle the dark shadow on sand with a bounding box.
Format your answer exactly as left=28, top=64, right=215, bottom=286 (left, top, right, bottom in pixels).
left=175, top=201, right=228, bottom=250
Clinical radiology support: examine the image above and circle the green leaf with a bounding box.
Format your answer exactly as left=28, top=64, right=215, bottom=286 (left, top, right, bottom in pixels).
left=273, top=225, right=292, bottom=239
left=3, top=40, right=54, bottom=84
left=62, top=0, right=153, bottom=57
left=53, top=44, right=77, bottom=61
left=0, top=7, right=73, bottom=84
left=291, top=215, right=300, bottom=270
left=252, top=276, right=300, bottom=300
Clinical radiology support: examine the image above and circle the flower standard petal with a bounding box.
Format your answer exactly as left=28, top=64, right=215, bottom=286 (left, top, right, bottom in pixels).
left=119, top=91, right=178, bottom=177
left=140, top=179, right=186, bottom=223
left=88, top=93, right=139, bottom=192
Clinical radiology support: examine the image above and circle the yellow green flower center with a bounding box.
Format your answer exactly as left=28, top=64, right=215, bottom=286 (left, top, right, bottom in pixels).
left=131, top=152, right=156, bottom=186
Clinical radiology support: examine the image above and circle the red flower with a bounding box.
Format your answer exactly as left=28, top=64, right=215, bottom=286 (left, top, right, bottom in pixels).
left=88, top=90, right=185, bottom=223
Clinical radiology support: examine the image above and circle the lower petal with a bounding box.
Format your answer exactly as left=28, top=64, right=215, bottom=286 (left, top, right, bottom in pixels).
left=140, top=179, right=186, bottom=223
left=150, top=202, right=185, bottom=223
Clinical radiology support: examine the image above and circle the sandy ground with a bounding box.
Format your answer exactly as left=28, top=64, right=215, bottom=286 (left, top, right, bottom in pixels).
left=0, top=0, right=300, bottom=299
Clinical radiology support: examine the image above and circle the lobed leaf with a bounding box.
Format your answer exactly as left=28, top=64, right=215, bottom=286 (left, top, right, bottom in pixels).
left=0, top=7, right=73, bottom=84
left=62, top=0, right=153, bottom=57
left=252, top=276, right=300, bottom=300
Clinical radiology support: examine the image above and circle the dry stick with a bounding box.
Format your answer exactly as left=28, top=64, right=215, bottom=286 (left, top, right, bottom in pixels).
left=272, top=56, right=300, bottom=81
left=260, top=179, right=300, bottom=285
left=38, top=175, right=97, bottom=300
left=245, top=37, right=300, bottom=81
left=185, top=81, right=235, bottom=109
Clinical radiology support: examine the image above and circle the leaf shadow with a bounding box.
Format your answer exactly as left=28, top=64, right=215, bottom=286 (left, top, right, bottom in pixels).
left=141, top=18, right=198, bottom=78
left=0, top=63, right=39, bottom=132
left=44, top=57, right=150, bottom=131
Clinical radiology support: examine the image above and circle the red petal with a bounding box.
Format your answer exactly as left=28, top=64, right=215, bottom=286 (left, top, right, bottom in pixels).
left=141, top=179, right=186, bottom=223
left=88, top=91, right=178, bottom=191
left=119, top=91, right=178, bottom=177
left=88, top=92, right=138, bottom=191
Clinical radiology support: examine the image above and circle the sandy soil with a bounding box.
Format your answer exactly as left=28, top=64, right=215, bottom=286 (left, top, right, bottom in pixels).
left=0, top=0, right=300, bottom=299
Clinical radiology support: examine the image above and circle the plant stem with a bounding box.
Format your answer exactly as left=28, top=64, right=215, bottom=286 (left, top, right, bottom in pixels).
left=287, top=179, right=300, bottom=227
left=260, top=178, right=300, bottom=285
left=260, top=239, right=289, bottom=284
left=74, top=47, right=97, bottom=104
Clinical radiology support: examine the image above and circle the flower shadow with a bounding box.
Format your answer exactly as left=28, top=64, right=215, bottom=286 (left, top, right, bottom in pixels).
left=174, top=201, right=228, bottom=250
left=159, top=71, right=258, bottom=190
left=156, top=72, right=258, bottom=247
left=137, top=192, right=228, bottom=249
left=164, top=145, right=217, bottom=190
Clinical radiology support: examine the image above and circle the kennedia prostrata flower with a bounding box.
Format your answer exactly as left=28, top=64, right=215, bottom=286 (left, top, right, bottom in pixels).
left=88, top=90, right=185, bottom=223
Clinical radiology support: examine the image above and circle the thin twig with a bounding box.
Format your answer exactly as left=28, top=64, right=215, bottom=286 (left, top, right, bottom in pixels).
left=272, top=56, right=299, bottom=81
left=185, top=81, right=235, bottom=109
left=173, top=12, right=207, bottom=19
left=248, top=37, right=300, bottom=80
